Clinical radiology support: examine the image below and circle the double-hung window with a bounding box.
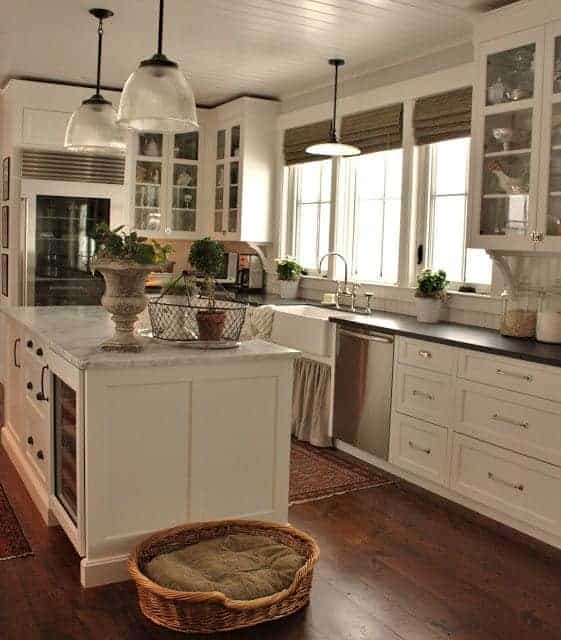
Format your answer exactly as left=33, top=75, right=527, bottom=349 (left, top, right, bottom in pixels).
left=421, top=137, right=492, bottom=287
left=285, top=159, right=332, bottom=272
left=343, top=149, right=403, bottom=284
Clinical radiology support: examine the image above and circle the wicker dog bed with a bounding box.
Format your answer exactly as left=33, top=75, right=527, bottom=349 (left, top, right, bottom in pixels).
left=128, top=519, right=320, bottom=634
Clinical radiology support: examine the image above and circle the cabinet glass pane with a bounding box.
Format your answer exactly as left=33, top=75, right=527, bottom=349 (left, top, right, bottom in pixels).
left=173, top=164, right=197, bottom=187
left=54, top=375, right=77, bottom=525
left=217, top=130, right=226, bottom=160
left=136, top=161, right=161, bottom=185
left=231, top=125, right=240, bottom=158
left=134, top=208, right=161, bottom=231
left=229, top=186, right=239, bottom=209
left=215, top=188, right=224, bottom=209
left=484, top=109, right=532, bottom=154
left=173, top=187, right=196, bottom=210
left=138, top=133, right=163, bottom=157
left=554, top=37, right=561, bottom=94
left=548, top=103, right=561, bottom=236
left=480, top=195, right=529, bottom=236
left=230, top=161, right=239, bottom=185
left=135, top=160, right=161, bottom=232
left=228, top=209, right=238, bottom=233
left=216, top=165, right=224, bottom=188
left=171, top=209, right=196, bottom=232
left=174, top=132, right=198, bottom=160
left=214, top=210, right=223, bottom=232
left=486, top=44, right=536, bottom=106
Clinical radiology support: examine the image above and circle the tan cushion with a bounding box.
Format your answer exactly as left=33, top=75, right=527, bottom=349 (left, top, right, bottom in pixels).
left=145, top=533, right=305, bottom=601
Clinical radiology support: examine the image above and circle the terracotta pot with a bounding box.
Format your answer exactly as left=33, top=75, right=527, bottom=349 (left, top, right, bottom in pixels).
left=93, top=259, right=154, bottom=352
left=197, top=310, right=226, bottom=341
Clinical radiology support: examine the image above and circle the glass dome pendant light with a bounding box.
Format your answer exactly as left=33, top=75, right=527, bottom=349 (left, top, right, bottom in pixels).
left=117, top=0, right=198, bottom=133
left=64, top=9, right=126, bottom=154
left=306, top=58, right=360, bottom=157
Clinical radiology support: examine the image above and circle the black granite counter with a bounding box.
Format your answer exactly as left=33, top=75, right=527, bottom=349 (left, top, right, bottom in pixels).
left=328, top=310, right=561, bottom=368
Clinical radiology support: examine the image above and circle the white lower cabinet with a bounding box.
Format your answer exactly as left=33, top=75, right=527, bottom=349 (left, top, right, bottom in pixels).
left=451, top=434, right=561, bottom=537
left=389, top=414, right=449, bottom=486
left=389, top=335, right=561, bottom=548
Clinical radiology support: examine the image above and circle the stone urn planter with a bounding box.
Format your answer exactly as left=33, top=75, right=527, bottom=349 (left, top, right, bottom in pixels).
left=93, top=259, right=154, bottom=352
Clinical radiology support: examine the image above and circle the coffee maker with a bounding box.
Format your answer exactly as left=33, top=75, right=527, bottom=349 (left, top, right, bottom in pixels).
left=236, top=254, right=264, bottom=291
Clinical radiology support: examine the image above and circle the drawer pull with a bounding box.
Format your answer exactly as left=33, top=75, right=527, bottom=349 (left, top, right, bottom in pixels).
left=36, top=450, right=44, bottom=461
left=412, top=389, right=434, bottom=400
left=26, top=340, right=33, bottom=349
left=418, top=350, right=432, bottom=359
left=26, top=382, right=33, bottom=390
left=13, top=338, right=21, bottom=368
left=27, top=436, right=34, bottom=446
left=36, top=348, right=43, bottom=357
left=409, top=440, right=431, bottom=455
left=487, top=471, right=524, bottom=492
left=491, top=413, right=529, bottom=429
left=495, top=368, right=533, bottom=382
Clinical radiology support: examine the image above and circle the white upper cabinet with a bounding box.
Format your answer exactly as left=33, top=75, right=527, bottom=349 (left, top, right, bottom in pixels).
left=469, top=1, right=561, bottom=252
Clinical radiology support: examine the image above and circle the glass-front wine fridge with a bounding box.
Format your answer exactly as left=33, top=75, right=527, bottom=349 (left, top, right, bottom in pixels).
left=53, top=374, right=78, bottom=524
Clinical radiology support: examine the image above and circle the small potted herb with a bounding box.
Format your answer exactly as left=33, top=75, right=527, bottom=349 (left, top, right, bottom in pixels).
left=415, top=268, right=448, bottom=323
left=151, top=240, right=175, bottom=273
left=92, top=224, right=158, bottom=352
left=275, top=257, right=302, bottom=299
left=188, top=237, right=226, bottom=341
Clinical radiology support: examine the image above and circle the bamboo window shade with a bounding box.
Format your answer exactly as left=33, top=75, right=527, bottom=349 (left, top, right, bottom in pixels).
left=340, top=103, right=403, bottom=154
left=283, top=120, right=332, bottom=165
left=414, top=87, right=473, bottom=145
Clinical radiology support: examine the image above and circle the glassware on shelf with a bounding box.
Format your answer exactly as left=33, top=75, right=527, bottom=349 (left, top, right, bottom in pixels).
left=136, top=161, right=161, bottom=185
left=537, top=284, right=561, bottom=343
left=500, top=288, right=538, bottom=338
left=231, top=126, right=240, bottom=158
left=138, top=133, right=163, bottom=157
left=174, top=164, right=196, bottom=187
left=134, top=208, right=161, bottom=231
left=486, top=44, right=536, bottom=106
left=484, top=110, right=532, bottom=155
left=480, top=195, right=528, bottom=236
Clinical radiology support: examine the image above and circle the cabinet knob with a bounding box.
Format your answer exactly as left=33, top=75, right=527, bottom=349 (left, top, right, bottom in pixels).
left=26, top=340, right=33, bottom=349
left=36, top=348, right=43, bottom=357
left=27, top=436, right=34, bottom=446
left=26, top=381, right=33, bottom=390
left=37, top=450, right=44, bottom=461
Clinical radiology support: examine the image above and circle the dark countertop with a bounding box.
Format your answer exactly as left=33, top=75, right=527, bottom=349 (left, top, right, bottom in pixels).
left=328, top=310, right=561, bottom=368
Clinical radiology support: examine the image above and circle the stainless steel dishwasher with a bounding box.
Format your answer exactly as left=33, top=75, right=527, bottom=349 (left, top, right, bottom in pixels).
left=333, top=325, right=394, bottom=460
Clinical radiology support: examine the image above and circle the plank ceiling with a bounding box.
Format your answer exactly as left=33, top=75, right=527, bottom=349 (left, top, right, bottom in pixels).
left=0, top=0, right=518, bottom=105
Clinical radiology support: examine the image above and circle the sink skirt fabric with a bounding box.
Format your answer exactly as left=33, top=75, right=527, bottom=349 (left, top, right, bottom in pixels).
left=292, top=357, right=332, bottom=447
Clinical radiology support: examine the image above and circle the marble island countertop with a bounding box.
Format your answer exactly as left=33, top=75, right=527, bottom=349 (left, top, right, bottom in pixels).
left=1, top=306, right=299, bottom=370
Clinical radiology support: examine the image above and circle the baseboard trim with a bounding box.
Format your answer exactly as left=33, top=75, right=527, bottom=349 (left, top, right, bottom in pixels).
left=1, top=426, right=56, bottom=526
left=81, top=554, right=131, bottom=588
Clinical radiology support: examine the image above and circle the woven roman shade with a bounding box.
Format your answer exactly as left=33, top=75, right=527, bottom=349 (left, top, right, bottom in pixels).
left=283, top=120, right=332, bottom=165
left=340, top=103, right=403, bottom=154
left=414, top=87, right=473, bottom=145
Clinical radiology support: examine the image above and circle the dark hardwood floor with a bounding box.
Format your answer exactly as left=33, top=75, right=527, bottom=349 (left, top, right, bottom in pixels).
left=2, top=444, right=561, bottom=640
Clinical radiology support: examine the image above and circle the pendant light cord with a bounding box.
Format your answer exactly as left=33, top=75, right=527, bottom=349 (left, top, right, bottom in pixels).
left=96, top=16, right=104, bottom=96
left=331, top=63, right=338, bottom=142
left=157, top=0, right=165, bottom=56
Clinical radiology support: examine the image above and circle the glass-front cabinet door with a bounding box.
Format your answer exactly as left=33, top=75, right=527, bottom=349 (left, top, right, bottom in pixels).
left=471, top=29, right=544, bottom=250
left=213, top=124, right=241, bottom=239
left=537, top=21, right=561, bottom=251
left=131, top=130, right=201, bottom=239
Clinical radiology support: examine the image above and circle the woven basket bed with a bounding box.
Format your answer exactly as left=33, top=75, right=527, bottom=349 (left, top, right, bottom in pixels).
left=128, top=519, right=320, bottom=634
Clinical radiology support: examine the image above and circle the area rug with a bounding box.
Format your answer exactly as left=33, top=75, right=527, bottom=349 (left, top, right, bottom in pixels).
left=289, top=440, right=395, bottom=505
left=0, top=484, right=32, bottom=561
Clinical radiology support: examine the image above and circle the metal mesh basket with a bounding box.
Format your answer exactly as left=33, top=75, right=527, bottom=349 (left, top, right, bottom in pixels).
left=147, top=274, right=247, bottom=347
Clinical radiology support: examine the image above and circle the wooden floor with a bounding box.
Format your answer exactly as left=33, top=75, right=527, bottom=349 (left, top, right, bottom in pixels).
left=2, top=445, right=561, bottom=640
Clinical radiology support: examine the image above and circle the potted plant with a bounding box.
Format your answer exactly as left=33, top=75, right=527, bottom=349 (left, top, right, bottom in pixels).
left=415, top=268, right=448, bottom=323
left=92, top=224, right=158, bottom=352
left=152, top=240, right=175, bottom=273
left=188, top=237, right=226, bottom=341
left=275, top=257, right=302, bottom=299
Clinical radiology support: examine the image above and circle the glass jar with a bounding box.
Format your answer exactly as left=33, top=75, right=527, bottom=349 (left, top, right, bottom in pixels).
left=500, top=289, right=538, bottom=338
left=536, top=288, right=561, bottom=344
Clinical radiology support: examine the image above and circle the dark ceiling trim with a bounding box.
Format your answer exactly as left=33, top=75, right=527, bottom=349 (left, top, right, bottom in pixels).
left=5, top=75, right=279, bottom=109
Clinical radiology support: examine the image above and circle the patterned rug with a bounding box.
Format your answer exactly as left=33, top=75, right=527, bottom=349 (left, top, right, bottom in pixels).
left=290, top=440, right=395, bottom=505
left=0, top=484, right=32, bottom=561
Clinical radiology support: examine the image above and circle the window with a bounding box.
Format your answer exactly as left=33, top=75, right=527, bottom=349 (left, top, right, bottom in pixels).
left=423, top=137, right=492, bottom=286
left=344, top=149, right=403, bottom=283
left=286, top=160, right=332, bottom=271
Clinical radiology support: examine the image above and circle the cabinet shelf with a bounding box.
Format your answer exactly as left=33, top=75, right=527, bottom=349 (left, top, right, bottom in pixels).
left=482, top=193, right=529, bottom=199
left=136, top=182, right=161, bottom=188
left=484, top=98, right=535, bottom=116
left=484, top=148, right=531, bottom=158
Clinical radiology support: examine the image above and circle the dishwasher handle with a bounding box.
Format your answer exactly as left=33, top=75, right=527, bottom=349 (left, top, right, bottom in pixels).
left=338, top=327, right=394, bottom=344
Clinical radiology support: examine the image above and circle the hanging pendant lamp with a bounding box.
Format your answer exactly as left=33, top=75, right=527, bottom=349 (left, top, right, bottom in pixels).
left=64, top=9, right=126, bottom=155
left=117, top=0, right=198, bottom=133
left=306, top=59, right=360, bottom=157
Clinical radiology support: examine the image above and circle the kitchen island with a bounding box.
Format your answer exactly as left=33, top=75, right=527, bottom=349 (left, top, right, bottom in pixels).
left=0, top=306, right=298, bottom=587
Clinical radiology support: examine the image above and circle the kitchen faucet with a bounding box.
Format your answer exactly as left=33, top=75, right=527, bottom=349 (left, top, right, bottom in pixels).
left=318, top=252, right=350, bottom=309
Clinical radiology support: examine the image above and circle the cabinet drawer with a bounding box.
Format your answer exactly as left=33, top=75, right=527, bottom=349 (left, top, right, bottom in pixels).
left=393, top=364, right=452, bottom=427
left=23, top=332, right=47, bottom=366
left=23, top=361, right=50, bottom=417
left=455, top=380, right=561, bottom=467
left=397, top=338, right=456, bottom=374
left=458, top=350, right=561, bottom=403
left=390, top=414, right=449, bottom=486
left=23, top=400, right=49, bottom=486
left=451, top=434, right=561, bottom=536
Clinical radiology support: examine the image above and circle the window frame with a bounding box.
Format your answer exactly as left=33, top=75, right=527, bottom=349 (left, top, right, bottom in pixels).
left=415, top=137, right=492, bottom=293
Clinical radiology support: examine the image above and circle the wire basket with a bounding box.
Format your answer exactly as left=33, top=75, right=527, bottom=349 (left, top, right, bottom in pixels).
left=147, top=273, right=247, bottom=348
